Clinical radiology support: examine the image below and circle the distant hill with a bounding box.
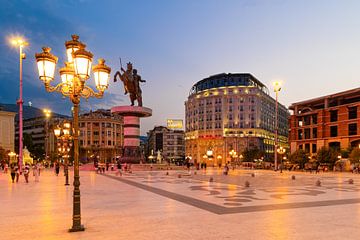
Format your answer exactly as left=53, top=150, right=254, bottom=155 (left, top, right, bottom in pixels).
left=0, top=103, right=69, bottom=120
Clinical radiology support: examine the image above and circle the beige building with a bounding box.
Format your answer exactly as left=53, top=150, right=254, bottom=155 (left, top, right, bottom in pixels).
left=0, top=110, right=16, bottom=152
left=185, top=73, right=289, bottom=166
left=79, top=109, right=123, bottom=163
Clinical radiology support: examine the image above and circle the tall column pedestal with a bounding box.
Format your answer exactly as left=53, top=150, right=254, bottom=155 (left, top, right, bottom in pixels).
left=111, top=106, right=152, bottom=163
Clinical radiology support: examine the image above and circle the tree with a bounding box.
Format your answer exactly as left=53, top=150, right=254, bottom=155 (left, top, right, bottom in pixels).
left=23, top=132, right=45, bottom=161
left=289, top=149, right=308, bottom=169
left=349, top=148, right=360, bottom=164
left=242, top=148, right=263, bottom=162
left=0, top=146, right=9, bottom=164
left=316, top=147, right=338, bottom=168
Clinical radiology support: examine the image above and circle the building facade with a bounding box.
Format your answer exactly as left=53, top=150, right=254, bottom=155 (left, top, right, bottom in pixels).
left=289, top=87, right=360, bottom=156
left=147, top=126, right=185, bottom=163
left=0, top=110, right=16, bottom=151
left=79, top=109, right=123, bottom=162
left=185, top=73, right=289, bottom=166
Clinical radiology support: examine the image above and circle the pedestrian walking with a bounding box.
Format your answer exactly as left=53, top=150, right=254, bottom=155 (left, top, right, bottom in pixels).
left=4, top=163, right=8, bottom=174
left=10, top=163, right=16, bottom=183
left=116, top=161, right=122, bottom=176
left=15, top=164, right=20, bottom=183
left=23, top=164, right=30, bottom=183
left=33, top=163, right=40, bottom=182
left=55, top=162, right=60, bottom=176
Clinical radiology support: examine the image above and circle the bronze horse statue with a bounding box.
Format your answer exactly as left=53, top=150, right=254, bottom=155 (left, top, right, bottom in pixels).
left=113, top=62, right=145, bottom=106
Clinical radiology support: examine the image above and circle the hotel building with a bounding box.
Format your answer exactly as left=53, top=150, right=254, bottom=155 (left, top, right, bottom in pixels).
left=185, top=73, right=289, bottom=166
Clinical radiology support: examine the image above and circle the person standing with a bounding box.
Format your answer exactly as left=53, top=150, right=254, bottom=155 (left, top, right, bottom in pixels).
left=14, top=164, right=20, bottom=183
left=23, top=164, right=30, bottom=183
left=33, top=163, right=40, bottom=182
left=55, top=162, right=60, bottom=176
left=10, top=163, right=16, bottom=183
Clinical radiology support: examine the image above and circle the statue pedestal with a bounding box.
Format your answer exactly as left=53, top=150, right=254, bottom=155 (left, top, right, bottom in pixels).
left=111, top=106, right=152, bottom=163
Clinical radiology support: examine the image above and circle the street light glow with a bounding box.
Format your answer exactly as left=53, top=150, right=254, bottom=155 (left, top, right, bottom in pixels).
left=273, top=81, right=282, bottom=92
left=9, top=36, right=29, bottom=47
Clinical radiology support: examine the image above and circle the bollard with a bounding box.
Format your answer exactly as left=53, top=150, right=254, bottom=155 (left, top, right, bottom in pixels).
left=245, top=181, right=250, bottom=187
left=316, top=179, right=321, bottom=186
left=209, top=177, right=213, bottom=182
left=349, top=179, right=354, bottom=184
left=251, top=173, right=255, bottom=177
left=291, top=175, right=296, bottom=180
left=166, top=172, right=169, bottom=176
left=178, top=174, right=182, bottom=178
left=194, top=171, right=197, bottom=175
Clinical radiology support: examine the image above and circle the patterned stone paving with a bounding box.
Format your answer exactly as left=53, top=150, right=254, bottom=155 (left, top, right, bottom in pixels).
left=103, top=169, right=360, bottom=214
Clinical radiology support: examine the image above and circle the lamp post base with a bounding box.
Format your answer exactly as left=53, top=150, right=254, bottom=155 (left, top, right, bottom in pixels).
left=65, top=183, right=70, bottom=186
left=69, top=225, right=85, bottom=232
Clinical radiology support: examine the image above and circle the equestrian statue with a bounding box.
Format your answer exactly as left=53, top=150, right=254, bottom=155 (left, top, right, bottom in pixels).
left=114, top=61, right=146, bottom=106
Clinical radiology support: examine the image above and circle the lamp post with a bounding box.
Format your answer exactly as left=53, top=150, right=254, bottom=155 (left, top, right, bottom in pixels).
left=229, top=149, right=237, bottom=164
left=54, top=121, right=72, bottom=186
left=216, top=155, right=222, bottom=167
left=10, top=37, right=29, bottom=173
left=43, top=108, right=52, bottom=162
left=273, top=81, right=282, bottom=171
left=35, top=35, right=111, bottom=232
left=277, top=146, right=286, bottom=173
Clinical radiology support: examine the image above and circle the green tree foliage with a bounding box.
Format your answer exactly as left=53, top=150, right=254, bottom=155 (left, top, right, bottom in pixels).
left=289, top=149, right=308, bottom=169
left=0, top=146, right=9, bottom=164
left=349, top=148, right=360, bottom=164
left=316, top=147, right=339, bottom=168
left=23, top=132, right=45, bottom=161
left=242, top=148, right=263, bottom=162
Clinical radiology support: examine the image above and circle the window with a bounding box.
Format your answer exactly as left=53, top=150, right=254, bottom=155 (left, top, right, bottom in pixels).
left=312, top=128, right=317, bottom=138
left=304, top=116, right=310, bottom=126
left=305, top=143, right=310, bottom=153
left=298, top=130, right=303, bottom=140
left=304, top=128, right=310, bottom=139
left=312, top=144, right=317, bottom=153
left=108, top=140, right=112, bottom=146
left=348, top=106, right=357, bottom=119
left=298, top=120, right=303, bottom=127
left=312, top=115, right=318, bottom=124
left=349, top=123, right=357, bottom=136
left=330, top=126, right=338, bottom=137
left=94, top=131, right=99, bottom=136
left=93, top=122, right=99, bottom=127
left=330, top=110, right=338, bottom=122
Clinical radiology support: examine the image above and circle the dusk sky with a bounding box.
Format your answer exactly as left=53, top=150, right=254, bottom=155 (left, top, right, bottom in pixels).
left=1, top=0, right=360, bottom=134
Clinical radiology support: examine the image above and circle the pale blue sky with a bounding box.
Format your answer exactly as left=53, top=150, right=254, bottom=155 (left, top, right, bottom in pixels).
left=1, top=0, right=360, bottom=134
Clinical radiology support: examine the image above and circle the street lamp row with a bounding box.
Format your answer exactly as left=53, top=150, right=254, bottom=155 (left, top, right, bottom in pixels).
left=35, top=34, right=111, bottom=232
left=54, top=121, right=73, bottom=186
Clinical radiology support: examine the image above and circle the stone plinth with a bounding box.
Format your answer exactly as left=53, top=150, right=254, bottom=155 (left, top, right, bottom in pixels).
left=111, top=106, right=152, bottom=163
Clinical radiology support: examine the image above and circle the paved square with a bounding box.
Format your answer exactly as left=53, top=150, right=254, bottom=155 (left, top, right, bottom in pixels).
left=1, top=167, right=360, bottom=239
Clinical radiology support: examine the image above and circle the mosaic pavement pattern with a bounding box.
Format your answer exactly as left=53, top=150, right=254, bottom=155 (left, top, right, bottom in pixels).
left=103, top=170, right=360, bottom=214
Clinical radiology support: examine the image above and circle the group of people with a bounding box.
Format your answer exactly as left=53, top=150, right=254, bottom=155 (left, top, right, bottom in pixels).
left=5, top=162, right=41, bottom=183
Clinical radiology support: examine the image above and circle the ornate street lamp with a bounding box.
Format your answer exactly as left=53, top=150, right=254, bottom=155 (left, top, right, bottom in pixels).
left=35, top=34, right=111, bottom=232
left=54, top=121, right=73, bottom=186
left=277, top=146, right=286, bottom=173
left=229, top=149, right=237, bottom=163
left=273, top=81, right=282, bottom=171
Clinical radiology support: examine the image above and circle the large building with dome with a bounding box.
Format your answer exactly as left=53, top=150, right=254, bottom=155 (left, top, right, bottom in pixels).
left=184, top=73, right=289, bottom=166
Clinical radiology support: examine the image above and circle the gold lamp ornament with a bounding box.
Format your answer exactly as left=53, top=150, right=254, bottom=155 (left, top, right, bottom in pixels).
left=35, top=34, right=111, bottom=233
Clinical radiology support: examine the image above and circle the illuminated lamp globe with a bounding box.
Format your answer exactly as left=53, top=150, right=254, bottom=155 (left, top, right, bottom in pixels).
left=35, top=47, right=58, bottom=83
left=93, top=58, right=111, bottom=92
left=65, top=35, right=85, bottom=63
left=60, top=63, right=75, bottom=87
left=72, top=46, right=93, bottom=80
